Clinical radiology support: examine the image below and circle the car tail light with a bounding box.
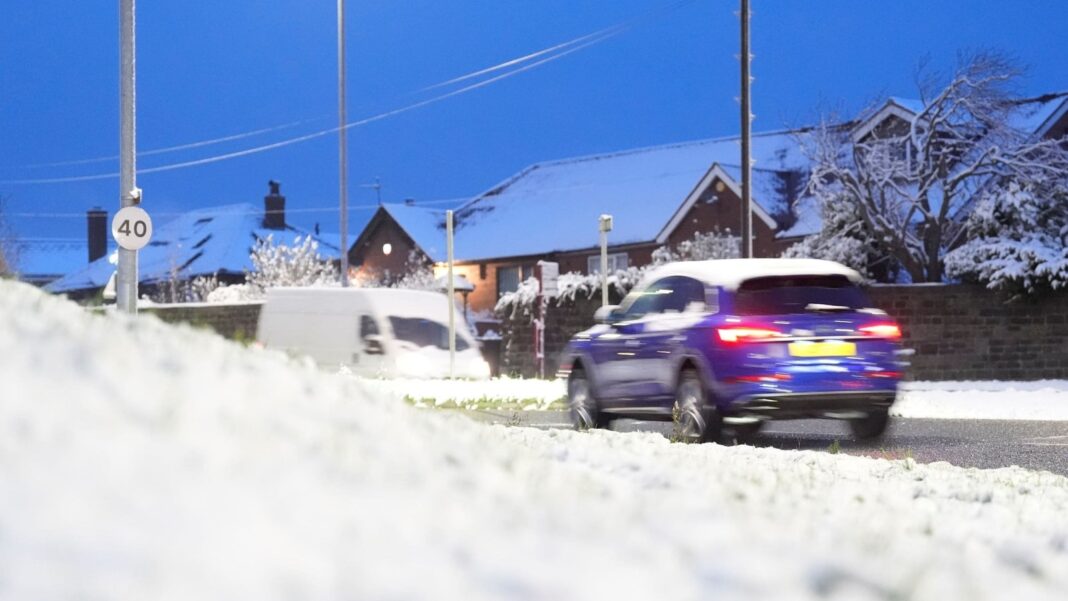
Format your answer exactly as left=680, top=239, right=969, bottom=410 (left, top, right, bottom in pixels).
left=858, top=323, right=902, bottom=339
left=728, top=373, right=792, bottom=383
left=864, top=370, right=902, bottom=379
left=716, top=326, right=783, bottom=343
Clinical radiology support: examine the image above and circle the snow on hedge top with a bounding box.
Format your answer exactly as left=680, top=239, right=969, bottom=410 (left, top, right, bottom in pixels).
left=46, top=203, right=340, bottom=293
left=451, top=130, right=811, bottom=261
left=638, top=258, right=863, bottom=291
left=5, top=279, right=1068, bottom=600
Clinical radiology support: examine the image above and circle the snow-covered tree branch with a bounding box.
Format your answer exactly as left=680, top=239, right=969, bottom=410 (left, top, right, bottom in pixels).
left=803, top=52, right=1068, bottom=282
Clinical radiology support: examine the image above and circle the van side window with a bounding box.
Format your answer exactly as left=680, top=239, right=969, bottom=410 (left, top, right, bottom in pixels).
left=360, top=315, right=380, bottom=339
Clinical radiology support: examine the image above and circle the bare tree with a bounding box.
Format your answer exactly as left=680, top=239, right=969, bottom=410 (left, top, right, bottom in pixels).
left=805, top=52, right=1068, bottom=282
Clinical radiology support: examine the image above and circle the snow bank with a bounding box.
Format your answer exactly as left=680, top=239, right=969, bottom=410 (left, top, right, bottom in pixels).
left=3, top=280, right=1068, bottom=600
left=355, top=376, right=565, bottom=410
left=896, top=380, right=1068, bottom=421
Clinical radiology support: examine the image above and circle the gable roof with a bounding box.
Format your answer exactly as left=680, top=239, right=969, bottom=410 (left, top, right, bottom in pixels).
left=852, top=92, right=1068, bottom=142
left=446, top=129, right=814, bottom=261
left=46, top=203, right=340, bottom=293
left=381, top=203, right=448, bottom=262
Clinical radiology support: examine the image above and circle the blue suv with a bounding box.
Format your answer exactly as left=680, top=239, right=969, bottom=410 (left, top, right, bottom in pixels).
left=558, top=259, right=905, bottom=442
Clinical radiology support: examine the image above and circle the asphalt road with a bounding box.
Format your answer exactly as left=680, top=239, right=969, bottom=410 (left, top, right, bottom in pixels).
left=465, top=410, right=1068, bottom=476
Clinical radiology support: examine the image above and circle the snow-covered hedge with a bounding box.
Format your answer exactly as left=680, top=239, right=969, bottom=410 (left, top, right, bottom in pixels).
left=495, top=229, right=738, bottom=318
left=946, top=182, right=1068, bottom=294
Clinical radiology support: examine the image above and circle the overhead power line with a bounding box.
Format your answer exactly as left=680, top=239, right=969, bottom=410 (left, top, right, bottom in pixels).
left=0, top=0, right=694, bottom=187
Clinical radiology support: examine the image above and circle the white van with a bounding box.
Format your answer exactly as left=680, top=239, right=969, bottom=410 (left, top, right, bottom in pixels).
left=257, top=287, right=490, bottom=379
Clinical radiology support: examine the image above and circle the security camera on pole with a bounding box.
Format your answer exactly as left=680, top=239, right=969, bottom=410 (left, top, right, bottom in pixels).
left=598, top=214, right=613, bottom=306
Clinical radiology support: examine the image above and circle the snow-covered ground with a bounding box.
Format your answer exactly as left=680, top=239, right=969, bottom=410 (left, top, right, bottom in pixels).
left=356, top=376, right=1068, bottom=421
left=3, top=280, right=1068, bottom=600
left=896, top=380, right=1068, bottom=421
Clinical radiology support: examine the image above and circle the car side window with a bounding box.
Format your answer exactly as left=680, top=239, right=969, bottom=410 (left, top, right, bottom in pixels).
left=620, top=279, right=671, bottom=320
left=359, top=315, right=380, bottom=339
left=660, top=276, right=706, bottom=313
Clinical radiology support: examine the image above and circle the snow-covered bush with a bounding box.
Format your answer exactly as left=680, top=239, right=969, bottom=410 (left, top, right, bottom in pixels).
left=945, top=181, right=1068, bottom=294
left=247, top=234, right=338, bottom=292
left=781, top=191, right=880, bottom=279
left=388, top=250, right=437, bottom=291
left=652, top=228, right=740, bottom=264
left=496, top=229, right=737, bottom=318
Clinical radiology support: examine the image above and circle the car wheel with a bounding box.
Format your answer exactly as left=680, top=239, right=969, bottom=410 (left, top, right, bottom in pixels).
left=849, top=410, right=889, bottom=440
left=673, top=369, right=722, bottom=443
left=568, top=368, right=605, bottom=430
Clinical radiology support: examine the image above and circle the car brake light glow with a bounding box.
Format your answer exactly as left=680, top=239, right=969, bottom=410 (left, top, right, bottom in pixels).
left=716, top=326, right=782, bottom=343
left=858, top=323, right=902, bottom=339
left=728, top=373, right=792, bottom=383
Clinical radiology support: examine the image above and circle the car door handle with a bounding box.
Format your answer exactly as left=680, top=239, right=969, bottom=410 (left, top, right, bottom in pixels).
left=624, top=339, right=641, bottom=347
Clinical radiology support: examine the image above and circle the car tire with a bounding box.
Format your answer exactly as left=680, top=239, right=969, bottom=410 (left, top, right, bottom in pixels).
left=568, top=368, right=607, bottom=430
left=849, top=410, right=889, bottom=440
left=673, top=369, right=722, bottom=443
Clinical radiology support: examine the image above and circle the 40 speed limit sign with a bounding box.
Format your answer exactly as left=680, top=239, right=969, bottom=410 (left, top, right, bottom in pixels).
left=112, top=206, right=153, bottom=251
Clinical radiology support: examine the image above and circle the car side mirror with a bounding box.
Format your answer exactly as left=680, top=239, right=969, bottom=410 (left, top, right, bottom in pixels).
left=363, top=334, right=385, bottom=355
left=594, top=304, right=623, bottom=325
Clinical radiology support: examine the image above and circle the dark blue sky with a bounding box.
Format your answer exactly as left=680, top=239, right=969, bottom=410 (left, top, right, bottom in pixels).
left=2, top=1, right=1066, bottom=242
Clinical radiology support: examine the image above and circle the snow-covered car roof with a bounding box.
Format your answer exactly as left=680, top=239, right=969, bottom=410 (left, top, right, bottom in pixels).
left=637, top=258, right=863, bottom=291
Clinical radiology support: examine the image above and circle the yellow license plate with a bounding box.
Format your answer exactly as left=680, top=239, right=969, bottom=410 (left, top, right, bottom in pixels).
left=788, top=340, right=857, bottom=357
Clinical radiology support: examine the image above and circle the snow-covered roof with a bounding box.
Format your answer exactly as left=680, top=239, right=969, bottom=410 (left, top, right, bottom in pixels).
left=9, top=239, right=110, bottom=283
left=639, top=258, right=863, bottom=291
left=854, top=93, right=1068, bottom=141
left=450, top=130, right=813, bottom=261
left=46, top=203, right=340, bottom=293
left=776, top=196, right=822, bottom=239
left=381, top=203, right=447, bottom=262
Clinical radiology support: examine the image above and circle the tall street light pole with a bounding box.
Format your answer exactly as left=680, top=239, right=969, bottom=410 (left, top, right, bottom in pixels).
left=739, top=0, right=753, bottom=258
left=118, top=0, right=138, bottom=311
left=338, top=0, right=350, bottom=286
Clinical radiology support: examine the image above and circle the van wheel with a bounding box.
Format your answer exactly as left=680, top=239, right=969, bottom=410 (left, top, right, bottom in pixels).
left=673, top=369, right=721, bottom=443
left=568, top=368, right=606, bottom=430
left=849, top=410, right=889, bottom=440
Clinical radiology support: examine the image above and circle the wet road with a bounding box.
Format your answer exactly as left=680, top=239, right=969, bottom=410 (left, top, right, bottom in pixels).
left=465, top=410, right=1068, bottom=476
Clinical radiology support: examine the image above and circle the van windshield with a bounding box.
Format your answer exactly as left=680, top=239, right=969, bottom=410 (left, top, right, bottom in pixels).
left=733, top=275, right=870, bottom=315
left=388, top=316, right=470, bottom=351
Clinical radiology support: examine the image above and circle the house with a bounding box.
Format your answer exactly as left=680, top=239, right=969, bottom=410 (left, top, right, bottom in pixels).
left=352, top=91, right=1068, bottom=313
left=351, top=128, right=821, bottom=313
left=5, top=208, right=112, bottom=287
left=47, top=181, right=340, bottom=299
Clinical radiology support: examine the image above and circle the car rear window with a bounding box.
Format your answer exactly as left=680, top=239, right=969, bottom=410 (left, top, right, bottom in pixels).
left=732, top=275, right=870, bottom=315
left=388, top=316, right=470, bottom=351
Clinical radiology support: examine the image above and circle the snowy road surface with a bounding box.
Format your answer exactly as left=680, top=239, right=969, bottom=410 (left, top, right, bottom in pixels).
left=3, top=280, right=1068, bottom=600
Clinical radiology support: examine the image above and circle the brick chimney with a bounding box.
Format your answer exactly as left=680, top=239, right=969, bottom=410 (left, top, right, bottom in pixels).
left=263, top=180, right=286, bottom=230
left=87, top=207, right=108, bottom=263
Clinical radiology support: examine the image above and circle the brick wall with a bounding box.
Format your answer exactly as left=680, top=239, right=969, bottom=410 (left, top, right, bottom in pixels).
left=140, top=301, right=263, bottom=342
left=500, top=284, right=1068, bottom=381
left=867, top=285, right=1068, bottom=380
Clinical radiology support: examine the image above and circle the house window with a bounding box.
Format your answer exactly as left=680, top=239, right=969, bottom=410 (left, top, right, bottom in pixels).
left=587, top=252, right=629, bottom=274
left=496, top=264, right=534, bottom=298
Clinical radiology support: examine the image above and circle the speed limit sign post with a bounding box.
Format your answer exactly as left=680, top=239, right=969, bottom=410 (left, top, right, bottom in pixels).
left=112, top=206, right=153, bottom=251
